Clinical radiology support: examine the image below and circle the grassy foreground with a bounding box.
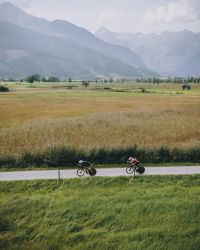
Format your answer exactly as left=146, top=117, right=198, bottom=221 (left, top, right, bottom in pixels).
left=0, top=176, right=200, bottom=250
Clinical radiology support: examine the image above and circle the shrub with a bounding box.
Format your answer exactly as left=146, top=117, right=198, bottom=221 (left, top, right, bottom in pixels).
left=0, top=146, right=199, bottom=168
left=82, top=81, right=89, bottom=88
left=42, top=147, right=82, bottom=167
left=0, top=218, right=15, bottom=232
left=0, top=85, right=9, bottom=92
left=17, top=152, right=43, bottom=168
left=138, top=87, right=148, bottom=93
left=88, top=146, right=200, bottom=165
left=0, top=154, right=16, bottom=168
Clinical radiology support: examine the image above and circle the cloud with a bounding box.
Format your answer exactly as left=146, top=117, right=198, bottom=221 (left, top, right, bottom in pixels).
left=1, top=0, right=200, bottom=33
left=98, top=11, right=124, bottom=26
left=144, top=0, right=200, bottom=24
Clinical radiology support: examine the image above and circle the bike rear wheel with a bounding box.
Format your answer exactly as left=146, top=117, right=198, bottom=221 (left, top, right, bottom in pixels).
left=77, top=169, right=84, bottom=177
left=126, top=166, right=134, bottom=174
left=89, top=168, right=97, bottom=176
left=136, top=164, right=145, bottom=174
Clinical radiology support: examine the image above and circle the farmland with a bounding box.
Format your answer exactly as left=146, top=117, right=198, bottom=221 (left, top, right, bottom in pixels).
left=0, top=82, right=200, bottom=166
left=0, top=83, right=200, bottom=250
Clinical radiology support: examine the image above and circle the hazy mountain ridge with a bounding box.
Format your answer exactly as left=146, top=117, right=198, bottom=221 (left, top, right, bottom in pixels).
left=0, top=20, right=151, bottom=79
left=0, top=3, right=145, bottom=68
left=50, top=20, right=146, bottom=69
left=0, top=2, right=156, bottom=79
left=175, top=51, right=200, bottom=77
left=96, top=27, right=200, bottom=77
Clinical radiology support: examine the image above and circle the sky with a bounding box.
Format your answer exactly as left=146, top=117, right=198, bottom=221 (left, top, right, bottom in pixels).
left=1, top=0, right=200, bottom=33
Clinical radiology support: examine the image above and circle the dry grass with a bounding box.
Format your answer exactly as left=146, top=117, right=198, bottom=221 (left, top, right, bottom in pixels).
left=0, top=85, right=199, bottom=126
left=0, top=84, right=200, bottom=155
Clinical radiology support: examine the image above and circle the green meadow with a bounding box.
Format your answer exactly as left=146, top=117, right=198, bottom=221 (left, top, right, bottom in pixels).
left=0, top=175, right=200, bottom=250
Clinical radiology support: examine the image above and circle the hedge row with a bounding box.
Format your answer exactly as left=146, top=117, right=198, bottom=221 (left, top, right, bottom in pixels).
left=0, top=146, right=200, bottom=168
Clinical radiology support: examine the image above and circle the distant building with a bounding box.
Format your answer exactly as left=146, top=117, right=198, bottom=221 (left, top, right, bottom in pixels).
left=182, top=84, right=191, bottom=90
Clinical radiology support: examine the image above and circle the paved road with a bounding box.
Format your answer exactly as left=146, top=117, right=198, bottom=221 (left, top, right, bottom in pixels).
left=0, top=166, right=200, bottom=181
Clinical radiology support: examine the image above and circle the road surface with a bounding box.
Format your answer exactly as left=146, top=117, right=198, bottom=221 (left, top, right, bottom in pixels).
left=0, top=166, right=200, bottom=181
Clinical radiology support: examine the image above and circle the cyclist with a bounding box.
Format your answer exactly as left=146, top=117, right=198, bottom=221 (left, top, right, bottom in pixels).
left=128, top=156, right=140, bottom=166
left=126, top=156, right=145, bottom=175
left=77, top=160, right=96, bottom=177
left=78, top=160, right=91, bottom=167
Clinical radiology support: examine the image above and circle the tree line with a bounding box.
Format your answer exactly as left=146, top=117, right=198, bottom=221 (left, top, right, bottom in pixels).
left=135, top=77, right=200, bottom=84
left=1, top=75, right=200, bottom=84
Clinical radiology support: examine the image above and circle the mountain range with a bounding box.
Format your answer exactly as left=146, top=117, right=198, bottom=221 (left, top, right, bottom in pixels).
left=96, top=27, right=200, bottom=77
left=1, top=2, right=199, bottom=79
left=0, top=2, right=156, bottom=79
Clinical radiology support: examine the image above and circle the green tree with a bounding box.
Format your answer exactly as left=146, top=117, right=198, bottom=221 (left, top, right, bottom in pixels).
left=41, top=77, right=47, bottom=82
left=26, top=74, right=41, bottom=83
left=47, top=76, right=60, bottom=82
left=82, top=80, right=89, bottom=88
left=68, top=77, right=72, bottom=84
left=109, top=78, right=114, bottom=83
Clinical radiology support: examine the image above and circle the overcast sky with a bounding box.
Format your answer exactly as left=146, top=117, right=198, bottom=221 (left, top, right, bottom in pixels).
left=1, top=0, right=200, bottom=33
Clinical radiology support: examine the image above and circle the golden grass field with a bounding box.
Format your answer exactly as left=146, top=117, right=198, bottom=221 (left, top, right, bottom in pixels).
left=0, top=83, right=200, bottom=156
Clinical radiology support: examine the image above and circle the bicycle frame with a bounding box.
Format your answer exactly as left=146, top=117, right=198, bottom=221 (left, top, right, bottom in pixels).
left=77, top=162, right=96, bottom=177
left=126, top=162, right=145, bottom=175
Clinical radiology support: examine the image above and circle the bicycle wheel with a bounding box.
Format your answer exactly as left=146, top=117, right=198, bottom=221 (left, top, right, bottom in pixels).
left=136, top=164, right=145, bottom=174
left=77, top=169, right=84, bottom=177
left=126, top=166, right=134, bottom=174
left=89, top=168, right=97, bottom=176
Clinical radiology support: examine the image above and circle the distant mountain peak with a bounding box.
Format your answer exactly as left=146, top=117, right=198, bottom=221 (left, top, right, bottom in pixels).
left=0, top=1, right=48, bottom=22
left=160, top=30, right=194, bottom=36
left=96, top=27, right=110, bottom=34
left=0, top=1, right=25, bottom=12
left=53, top=19, right=72, bottom=25
left=96, top=27, right=200, bottom=76
left=52, top=19, right=82, bottom=30
left=0, top=1, right=15, bottom=7
left=0, top=2, right=156, bottom=78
